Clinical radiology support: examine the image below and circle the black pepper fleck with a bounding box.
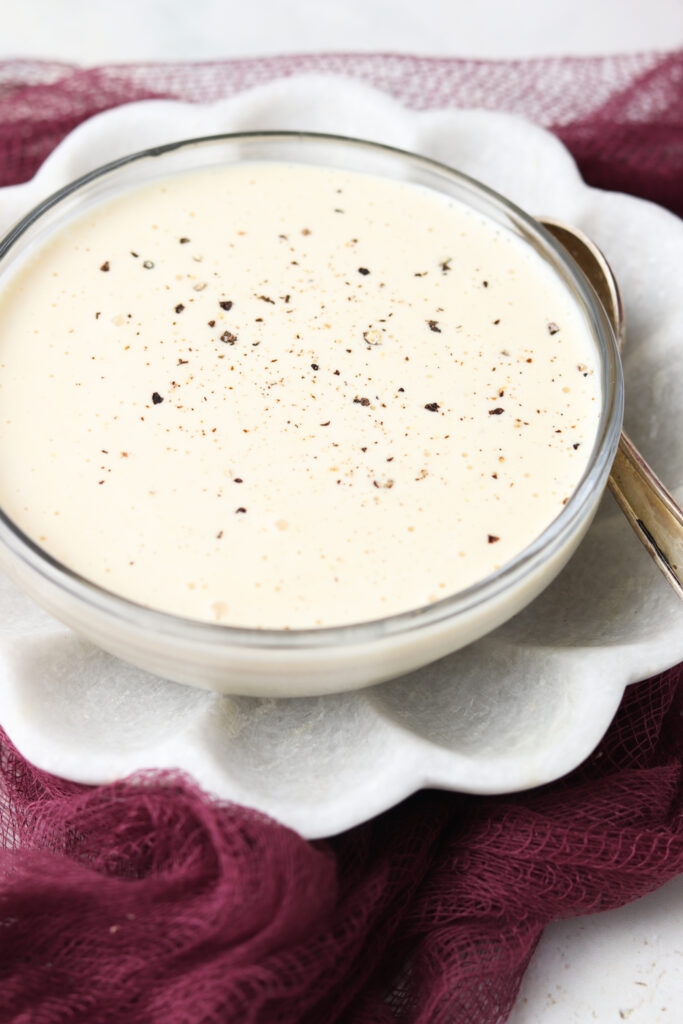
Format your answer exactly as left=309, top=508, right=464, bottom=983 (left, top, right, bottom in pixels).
left=311, top=363, right=319, bottom=370
left=489, top=407, right=505, bottom=415
left=358, top=267, right=370, bottom=275
left=548, top=322, right=560, bottom=335
left=488, top=535, right=500, bottom=544
left=220, top=331, right=237, bottom=344
left=179, top=237, right=190, bottom=244
left=142, top=260, right=155, bottom=269
left=235, top=507, right=247, bottom=514
left=354, top=397, right=371, bottom=407
left=175, top=304, right=185, bottom=314
left=99, top=261, right=110, bottom=272
left=427, top=320, right=441, bottom=333
left=219, top=300, right=233, bottom=311
left=152, top=392, right=164, bottom=405
left=424, top=402, right=440, bottom=412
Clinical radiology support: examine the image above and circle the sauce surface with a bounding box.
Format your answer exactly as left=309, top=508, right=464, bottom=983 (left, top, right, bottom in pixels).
left=0, top=163, right=600, bottom=627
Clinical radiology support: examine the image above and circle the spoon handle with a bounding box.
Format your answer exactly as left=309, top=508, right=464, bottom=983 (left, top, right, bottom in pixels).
left=608, top=432, right=683, bottom=599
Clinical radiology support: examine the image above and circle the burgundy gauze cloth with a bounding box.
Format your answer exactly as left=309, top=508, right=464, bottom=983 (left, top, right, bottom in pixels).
left=0, top=52, right=682, bottom=1024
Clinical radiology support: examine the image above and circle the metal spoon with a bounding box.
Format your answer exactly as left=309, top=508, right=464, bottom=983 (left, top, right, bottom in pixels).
left=539, top=217, right=682, bottom=599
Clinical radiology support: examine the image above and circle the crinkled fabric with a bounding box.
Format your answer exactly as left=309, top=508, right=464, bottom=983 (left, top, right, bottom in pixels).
left=1, top=51, right=681, bottom=213
left=0, top=52, right=681, bottom=1024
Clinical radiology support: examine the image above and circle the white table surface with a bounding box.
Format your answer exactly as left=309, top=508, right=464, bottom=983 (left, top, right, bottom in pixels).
left=1, top=2, right=681, bottom=1021
left=0, top=0, right=682, bottom=61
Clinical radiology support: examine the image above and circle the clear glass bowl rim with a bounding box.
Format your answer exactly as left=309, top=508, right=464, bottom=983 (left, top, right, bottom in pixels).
left=0, top=129, right=624, bottom=650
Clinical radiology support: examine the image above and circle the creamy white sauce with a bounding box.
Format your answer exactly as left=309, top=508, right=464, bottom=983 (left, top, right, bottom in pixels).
left=0, top=163, right=600, bottom=627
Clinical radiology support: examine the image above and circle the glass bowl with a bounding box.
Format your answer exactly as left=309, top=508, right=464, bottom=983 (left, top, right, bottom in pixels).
left=0, top=132, right=623, bottom=697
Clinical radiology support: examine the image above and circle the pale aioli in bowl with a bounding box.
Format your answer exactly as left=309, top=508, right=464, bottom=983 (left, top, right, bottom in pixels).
left=0, top=163, right=600, bottom=629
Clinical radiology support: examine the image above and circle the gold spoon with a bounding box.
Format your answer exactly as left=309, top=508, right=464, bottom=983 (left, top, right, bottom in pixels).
left=539, top=217, right=683, bottom=599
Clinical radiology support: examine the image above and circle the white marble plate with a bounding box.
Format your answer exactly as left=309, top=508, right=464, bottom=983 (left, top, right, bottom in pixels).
left=0, top=77, right=681, bottom=838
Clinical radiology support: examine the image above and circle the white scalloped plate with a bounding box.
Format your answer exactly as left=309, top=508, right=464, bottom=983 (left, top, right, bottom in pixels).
left=0, top=76, right=681, bottom=838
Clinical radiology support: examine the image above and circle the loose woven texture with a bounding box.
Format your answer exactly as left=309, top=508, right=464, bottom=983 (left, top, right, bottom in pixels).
left=0, top=670, right=681, bottom=1023
left=0, top=51, right=681, bottom=1024
left=1, top=51, right=682, bottom=214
